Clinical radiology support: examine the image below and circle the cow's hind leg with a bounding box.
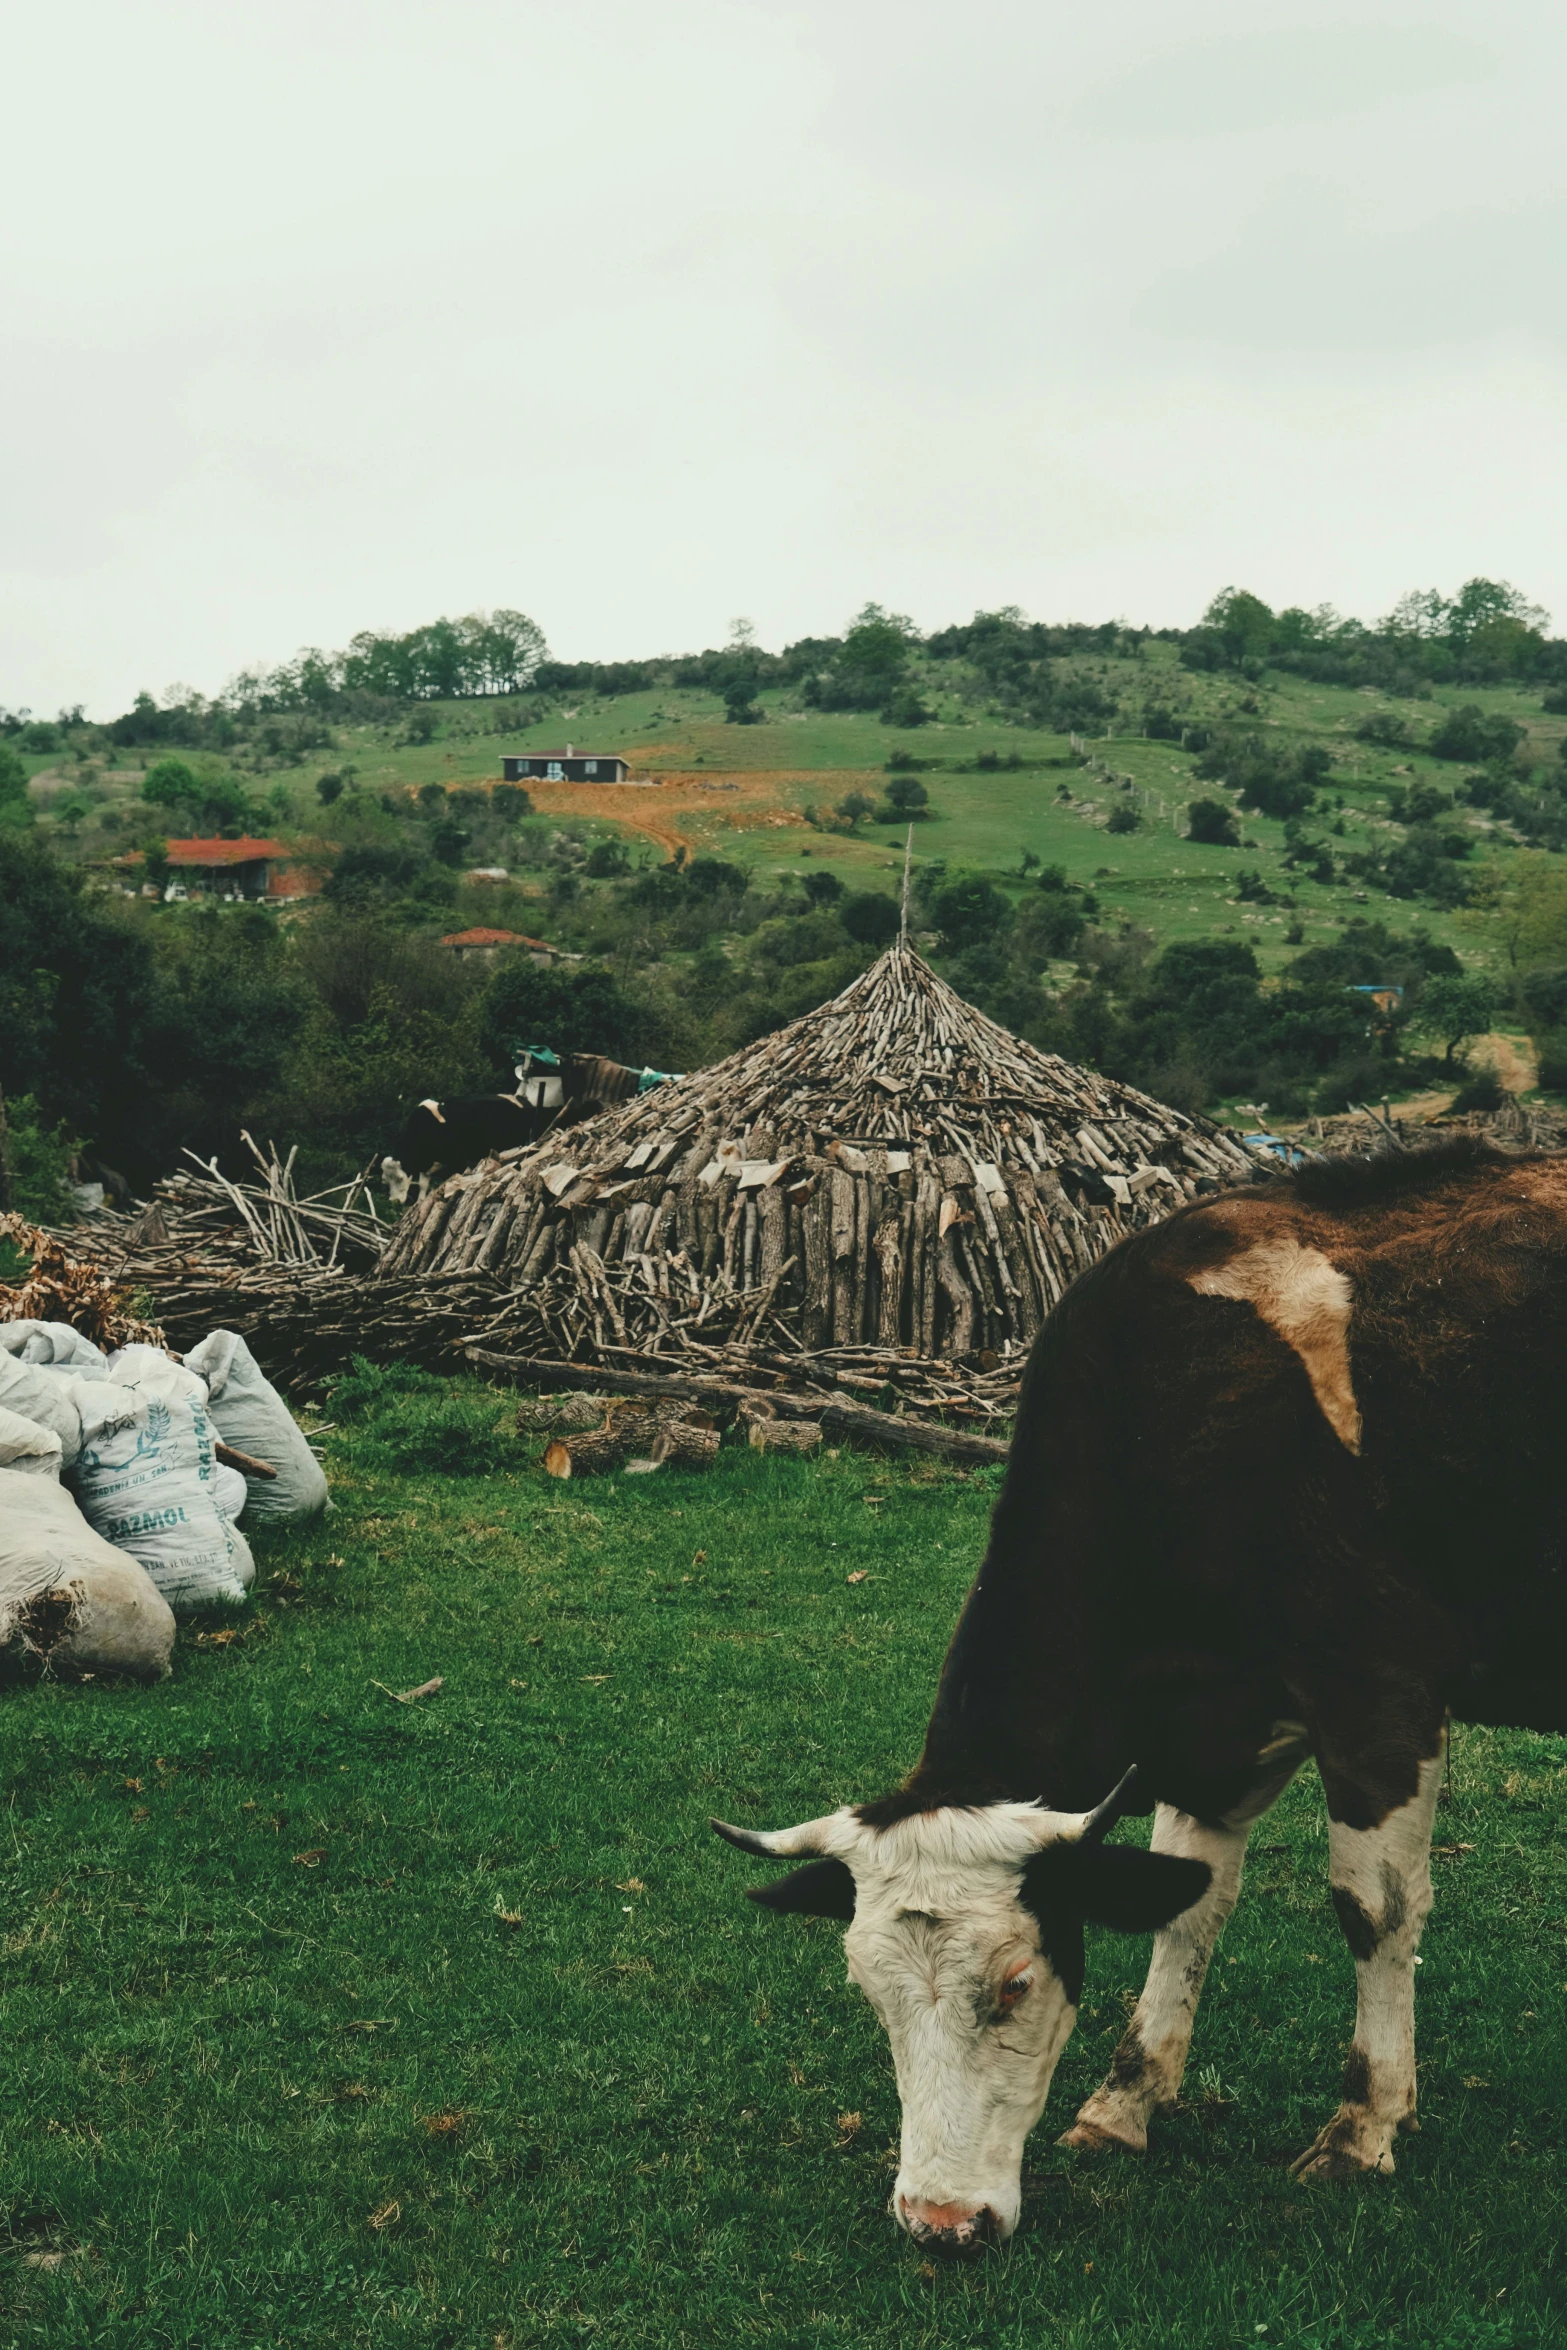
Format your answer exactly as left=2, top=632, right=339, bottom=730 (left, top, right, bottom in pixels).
left=1291, top=1735, right=1444, bottom=2182
left=1060, top=1802, right=1255, bottom=2154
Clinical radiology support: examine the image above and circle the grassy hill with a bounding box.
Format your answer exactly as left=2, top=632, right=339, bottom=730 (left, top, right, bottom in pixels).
left=35, top=642, right=1563, bottom=990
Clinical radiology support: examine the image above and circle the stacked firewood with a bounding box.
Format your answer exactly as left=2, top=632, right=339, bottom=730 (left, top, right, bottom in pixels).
left=380, top=943, right=1254, bottom=1365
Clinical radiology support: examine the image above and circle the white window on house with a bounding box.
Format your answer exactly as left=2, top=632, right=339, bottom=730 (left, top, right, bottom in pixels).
left=546, top=761, right=563, bottom=780
left=585, top=759, right=598, bottom=775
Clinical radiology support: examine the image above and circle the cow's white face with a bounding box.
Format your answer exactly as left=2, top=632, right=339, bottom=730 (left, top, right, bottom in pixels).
left=381, top=1155, right=411, bottom=1204
left=714, top=1786, right=1208, bottom=2248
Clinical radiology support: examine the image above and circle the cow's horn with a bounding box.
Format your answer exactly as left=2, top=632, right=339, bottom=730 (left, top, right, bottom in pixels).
left=710, top=1814, right=842, bottom=1859
left=1077, top=1767, right=1140, bottom=1847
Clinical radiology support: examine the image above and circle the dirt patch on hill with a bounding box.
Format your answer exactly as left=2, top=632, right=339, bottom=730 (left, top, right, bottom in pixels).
left=522, top=767, right=851, bottom=860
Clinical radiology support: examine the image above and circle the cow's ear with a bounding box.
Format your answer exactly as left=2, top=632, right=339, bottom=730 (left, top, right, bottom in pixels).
left=1068, top=1846, right=1210, bottom=1933
left=1024, top=1845, right=1210, bottom=1935
left=746, top=1859, right=856, bottom=1920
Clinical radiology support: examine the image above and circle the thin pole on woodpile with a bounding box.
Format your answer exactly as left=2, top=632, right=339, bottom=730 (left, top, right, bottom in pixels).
left=900, top=825, right=914, bottom=943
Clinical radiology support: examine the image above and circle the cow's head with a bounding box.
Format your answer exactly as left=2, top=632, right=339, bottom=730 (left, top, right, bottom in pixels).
left=713, top=1774, right=1208, bottom=2248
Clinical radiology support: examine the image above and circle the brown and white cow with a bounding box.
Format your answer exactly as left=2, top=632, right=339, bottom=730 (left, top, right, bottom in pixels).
left=715, top=1139, right=1567, bottom=2246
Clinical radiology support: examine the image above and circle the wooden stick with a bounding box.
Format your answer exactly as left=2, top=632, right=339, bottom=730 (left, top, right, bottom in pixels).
left=213, top=1440, right=278, bottom=1479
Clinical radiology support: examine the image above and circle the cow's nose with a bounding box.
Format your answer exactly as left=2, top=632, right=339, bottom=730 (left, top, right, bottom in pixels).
left=896, top=2194, right=1000, bottom=2252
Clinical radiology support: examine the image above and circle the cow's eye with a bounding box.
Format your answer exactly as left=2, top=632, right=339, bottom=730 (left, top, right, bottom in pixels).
left=997, top=1969, right=1032, bottom=2011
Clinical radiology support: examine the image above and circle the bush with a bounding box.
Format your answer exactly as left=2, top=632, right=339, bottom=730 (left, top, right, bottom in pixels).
left=930, top=876, right=1014, bottom=951
left=478, top=959, right=660, bottom=1069
left=1535, top=1028, right=1567, bottom=1092
left=1192, top=730, right=1323, bottom=820
left=1186, top=797, right=1240, bottom=846
left=1448, top=1069, right=1504, bottom=1114
left=1429, top=705, right=1526, bottom=763
left=0, top=743, right=31, bottom=826
left=322, top=844, right=451, bottom=908
left=1, top=1093, right=76, bottom=1220
left=882, top=774, right=929, bottom=819
left=839, top=891, right=900, bottom=947
left=799, top=870, right=844, bottom=909
left=1354, top=711, right=1411, bottom=747
left=880, top=687, right=932, bottom=729
left=1105, top=803, right=1141, bottom=835
left=1518, top=965, right=1567, bottom=1029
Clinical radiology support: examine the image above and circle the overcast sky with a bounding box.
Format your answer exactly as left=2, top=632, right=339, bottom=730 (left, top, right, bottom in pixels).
left=4, top=0, right=1565, bottom=716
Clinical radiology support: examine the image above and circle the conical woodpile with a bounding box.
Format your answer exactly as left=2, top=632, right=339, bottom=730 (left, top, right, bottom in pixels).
left=378, top=944, right=1253, bottom=1373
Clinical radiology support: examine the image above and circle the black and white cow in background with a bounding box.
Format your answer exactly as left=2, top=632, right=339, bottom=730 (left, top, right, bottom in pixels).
left=381, top=1054, right=670, bottom=1202
left=715, top=1140, right=1567, bottom=2247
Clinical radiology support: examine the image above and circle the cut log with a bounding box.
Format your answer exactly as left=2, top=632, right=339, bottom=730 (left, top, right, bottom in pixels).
left=650, top=1420, right=721, bottom=1469
left=747, top=1415, right=822, bottom=1456
left=515, top=1393, right=606, bottom=1435
left=541, top=1426, right=629, bottom=1478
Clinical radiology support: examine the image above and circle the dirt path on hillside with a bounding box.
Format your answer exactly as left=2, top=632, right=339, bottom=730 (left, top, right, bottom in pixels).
left=1473, top=1032, right=1538, bottom=1093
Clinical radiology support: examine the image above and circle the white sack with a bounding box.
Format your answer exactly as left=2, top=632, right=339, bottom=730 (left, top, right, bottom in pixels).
left=106, top=1345, right=206, bottom=1403
left=183, top=1329, right=329, bottom=1523
left=69, top=1382, right=253, bottom=1610
left=0, top=1322, right=108, bottom=1371
left=0, top=1355, right=84, bottom=1464
left=0, top=1468, right=174, bottom=1679
left=0, top=1405, right=63, bottom=1478
left=213, top=1462, right=248, bottom=1520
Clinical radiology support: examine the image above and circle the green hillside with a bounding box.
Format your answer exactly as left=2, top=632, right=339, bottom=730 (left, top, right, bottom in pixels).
left=8, top=589, right=1567, bottom=1194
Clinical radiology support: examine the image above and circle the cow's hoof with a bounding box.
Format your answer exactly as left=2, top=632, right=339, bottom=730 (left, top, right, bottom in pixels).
left=1289, top=2110, right=1398, bottom=2182
left=1058, top=2109, right=1147, bottom=2156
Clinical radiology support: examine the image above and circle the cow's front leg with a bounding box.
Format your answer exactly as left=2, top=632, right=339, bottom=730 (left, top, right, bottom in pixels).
left=1060, top=1804, right=1251, bottom=2153
left=1291, top=1738, right=1444, bottom=2182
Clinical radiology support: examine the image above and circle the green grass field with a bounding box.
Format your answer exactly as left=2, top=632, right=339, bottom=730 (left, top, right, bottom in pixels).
left=2, top=1374, right=1563, bottom=2348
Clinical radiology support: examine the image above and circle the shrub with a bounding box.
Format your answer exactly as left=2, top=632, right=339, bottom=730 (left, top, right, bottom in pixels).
left=0, top=743, right=31, bottom=826
left=1354, top=712, right=1411, bottom=747
left=799, top=870, right=844, bottom=909
left=930, top=876, right=1014, bottom=951
left=1536, top=1028, right=1567, bottom=1092
left=839, top=891, right=900, bottom=947
left=1186, top=797, right=1240, bottom=846
left=1448, top=1069, right=1504, bottom=1114
left=1105, top=803, right=1141, bottom=835
left=1428, top=705, right=1525, bottom=763
left=882, top=774, right=929, bottom=818
left=479, top=958, right=659, bottom=1068
left=1, top=1093, right=77, bottom=1220
left=880, top=687, right=932, bottom=729
left=1518, top=965, right=1567, bottom=1029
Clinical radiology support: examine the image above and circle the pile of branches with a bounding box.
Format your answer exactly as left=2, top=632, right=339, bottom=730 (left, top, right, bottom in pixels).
left=381, top=944, right=1254, bottom=1366
left=1308, top=1097, right=1567, bottom=1155
left=147, top=1133, right=389, bottom=1271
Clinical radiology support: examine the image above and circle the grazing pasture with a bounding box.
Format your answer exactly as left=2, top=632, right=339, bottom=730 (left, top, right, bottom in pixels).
left=0, top=1371, right=1562, bottom=2347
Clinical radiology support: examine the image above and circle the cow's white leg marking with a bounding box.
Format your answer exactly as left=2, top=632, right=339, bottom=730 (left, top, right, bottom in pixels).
left=1292, top=1740, right=1444, bottom=2181
left=1188, top=1238, right=1361, bottom=1453
left=1060, top=1804, right=1252, bottom=2153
